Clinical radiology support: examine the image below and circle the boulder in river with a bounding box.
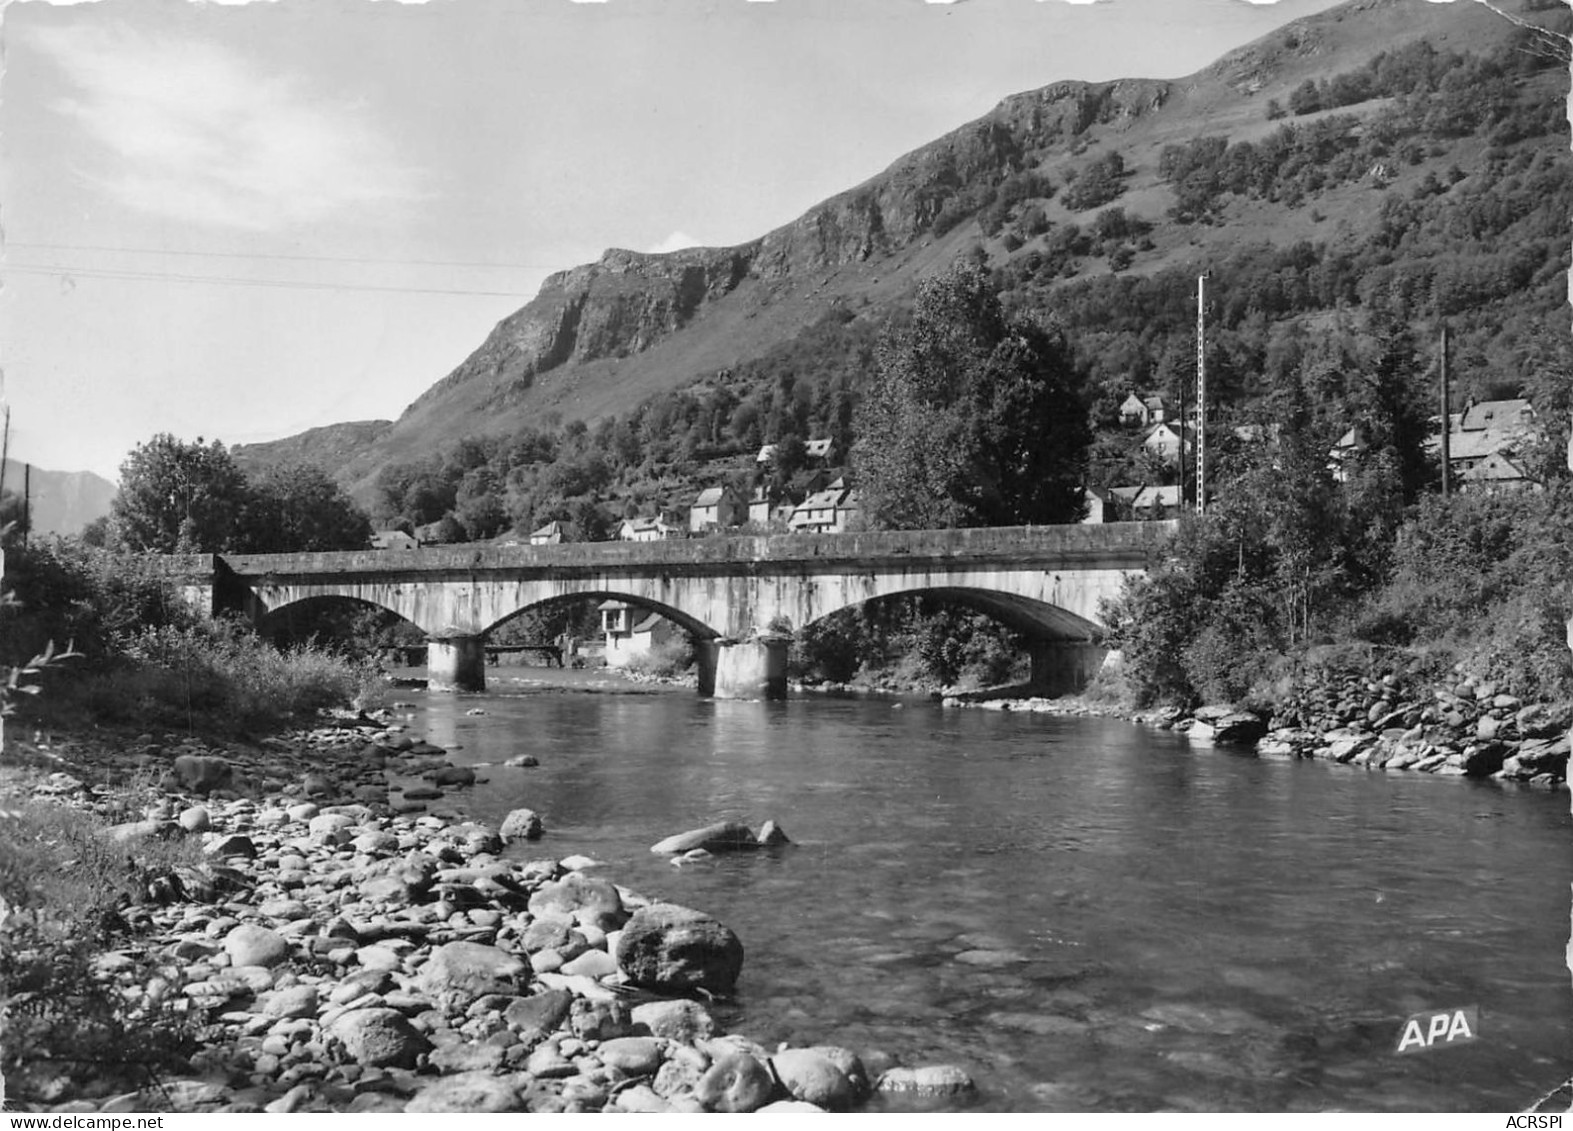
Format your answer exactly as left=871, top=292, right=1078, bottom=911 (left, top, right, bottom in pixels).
left=615, top=902, right=744, bottom=994
left=693, top=1052, right=776, bottom=1113
left=875, top=1064, right=976, bottom=1095
left=649, top=821, right=758, bottom=854
left=770, top=1048, right=855, bottom=1109
left=499, top=807, right=544, bottom=842
left=1211, top=712, right=1268, bottom=746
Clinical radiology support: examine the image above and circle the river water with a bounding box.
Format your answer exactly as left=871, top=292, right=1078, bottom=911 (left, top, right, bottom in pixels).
left=392, top=667, right=1570, bottom=1112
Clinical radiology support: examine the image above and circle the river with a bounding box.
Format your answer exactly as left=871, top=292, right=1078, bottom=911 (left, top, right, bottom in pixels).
left=388, top=667, right=1570, bottom=1112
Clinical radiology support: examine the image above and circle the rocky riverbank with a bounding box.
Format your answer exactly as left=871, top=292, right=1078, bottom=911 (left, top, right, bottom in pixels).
left=3, top=717, right=978, bottom=1114
left=940, top=662, right=1570, bottom=790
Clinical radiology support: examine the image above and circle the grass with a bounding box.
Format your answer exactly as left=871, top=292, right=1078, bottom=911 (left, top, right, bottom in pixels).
left=22, top=618, right=384, bottom=736
left=0, top=792, right=204, bottom=1107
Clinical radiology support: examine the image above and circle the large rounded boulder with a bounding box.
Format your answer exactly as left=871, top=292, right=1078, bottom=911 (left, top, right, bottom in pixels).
left=614, top=902, right=743, bottom=994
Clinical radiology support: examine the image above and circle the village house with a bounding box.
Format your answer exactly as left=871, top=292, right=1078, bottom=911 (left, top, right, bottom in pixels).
left=1080, top=487, right=1112, bottom=524
left=747, top=484, right=779, bottom=526
left=787, top=485, right=859, bottom=534
left=1332, top=398, right=1538, bottom=483
left=529, top=520, right=564, bottom=545
left=1120, top=392, right=1174, bottom=428
left=370, top=529, right=419, bottom=551
left=1130, top=484, right=1183, bottom=519
left=1458, top=451, right=1537, bottom=492
left=1142, top=421, right=1192, bottom=466
left=689, top=485, right=742, bottom=533
left=598, top=600, right=677, bottom=667
left=805, top=437, right=835, bottom=463
left=617, top=515, right=683, bottom=542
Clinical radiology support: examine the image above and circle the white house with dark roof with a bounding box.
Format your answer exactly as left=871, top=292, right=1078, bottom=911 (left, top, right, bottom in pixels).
left=689, top=485, right=742, bottom=533
left=1120, top=392, right=1173, bottom=427
left=529, top=520, right=564, bottom=545
left=371, top=529, right=419, bottom=551
left=1459, top=451, right=1537, bottom=492
left=1142, top=421, right=1192, bottom=466
left=618, top=515, right=683, bottom=542
left=787, top=486, right=859, bottom=533
left=598, top=600, right=678, bottom=667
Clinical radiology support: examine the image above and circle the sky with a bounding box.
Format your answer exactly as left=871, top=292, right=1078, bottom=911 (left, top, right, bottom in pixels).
left=0, top=0, right=1364, bottom=483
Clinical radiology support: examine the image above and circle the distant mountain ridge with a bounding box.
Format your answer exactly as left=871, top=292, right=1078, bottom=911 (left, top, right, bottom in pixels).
left=231, top=0, right=1569, bottom=506
left=1, top=459, right=116, bottom=536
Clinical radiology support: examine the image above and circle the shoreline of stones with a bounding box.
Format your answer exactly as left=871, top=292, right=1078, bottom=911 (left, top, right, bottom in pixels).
left=13, top=713, right=979, bottom=1115
left=940, top=669, right=1569, bottom=791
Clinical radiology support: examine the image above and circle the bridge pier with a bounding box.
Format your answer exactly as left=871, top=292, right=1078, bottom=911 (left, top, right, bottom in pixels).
left=699, top=637, right=789, bottom=700
left=1029, top=640, right=1108, bottom=697
left=429, top=636, right=486, bottom=693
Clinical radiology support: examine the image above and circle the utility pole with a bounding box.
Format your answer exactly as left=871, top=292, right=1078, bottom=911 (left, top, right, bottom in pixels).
left=22, top=462, right=30, bottom=546
left=1196, top=271, right=1210, bottom=515
left=1438, top=323, right=1451, bottom=498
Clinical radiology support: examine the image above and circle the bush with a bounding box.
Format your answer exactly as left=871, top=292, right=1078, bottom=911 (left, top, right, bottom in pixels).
left=0, top=799, right=201, bottom=1105
left=623, top=636, right=696, bottom=681
left=30, top=619, right=379, bottom=732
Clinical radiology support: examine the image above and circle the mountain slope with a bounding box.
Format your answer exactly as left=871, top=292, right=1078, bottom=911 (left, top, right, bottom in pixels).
left=1, top=459, right=117, bottom=536
left=233, top=0, right=1570, bottom=505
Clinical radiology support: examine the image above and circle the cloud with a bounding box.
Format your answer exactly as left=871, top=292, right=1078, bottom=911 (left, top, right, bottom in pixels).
left=647, top=230, right=704, bottom=254
left=30, top=23, right=422, bottom=232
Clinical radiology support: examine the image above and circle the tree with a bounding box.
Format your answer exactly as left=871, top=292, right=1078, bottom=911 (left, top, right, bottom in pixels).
left=111, top=434, right=249, bottom=552
left=238, top=462, right=375, bottom=553
left=852, top=264, right=1091, bottom=530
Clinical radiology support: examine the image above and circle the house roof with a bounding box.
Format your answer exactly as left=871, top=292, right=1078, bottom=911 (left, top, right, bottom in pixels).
left=805, top=438, right=834, bottom=458
left=1131, top=485, right=1182, bottom=509
left=693, top=486, right=730, bottom=507
left=1460, top=451, right=1531, bottom=482
left=530, top=520, right=562, bottom=537
left=796, top=488, right=847, bottom=511
left=371, top=530, right=418, bottom=549
left=1460, top=398, right=1533, bottom=433
left=756, top=443, right=778, bottom=463
left=1109, top=485, right=1144, bottom=502
left=1441, top=428, right=1518, bottom=462
left=632, top=612, right=664, bottom=633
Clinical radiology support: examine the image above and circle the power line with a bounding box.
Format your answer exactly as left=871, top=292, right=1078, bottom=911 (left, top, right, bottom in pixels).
left=6, top=240, right=562, bottom=272
left=5, top=263, right=534, bottom=299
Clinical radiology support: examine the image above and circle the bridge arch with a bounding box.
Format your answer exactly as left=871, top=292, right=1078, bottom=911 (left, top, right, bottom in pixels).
left=479, top=590, right=721, bottom=640
left=794, top=584, right=1103, bottom=642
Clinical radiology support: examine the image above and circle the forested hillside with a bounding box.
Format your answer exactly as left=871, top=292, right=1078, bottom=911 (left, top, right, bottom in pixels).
left=226, top=0, right=1571, bottom=545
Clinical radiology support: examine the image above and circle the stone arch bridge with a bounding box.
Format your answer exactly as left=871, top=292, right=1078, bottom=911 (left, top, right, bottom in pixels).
left=165, top=523, right=1173, bottom=697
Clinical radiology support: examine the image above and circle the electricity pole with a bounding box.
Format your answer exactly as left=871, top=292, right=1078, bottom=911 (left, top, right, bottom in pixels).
left=1196, top=271, right=1210, bottom=515
left=1439, top=323, right=1451, bottom=498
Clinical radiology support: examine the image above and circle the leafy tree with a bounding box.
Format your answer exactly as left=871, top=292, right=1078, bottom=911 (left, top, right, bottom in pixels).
left=238, top=462, right=374, bottom=553
left=111, top=434, right=249, bottom=552
left=852, top=264, right=1090, bottom=530
left=0, top=490, right=28, bottom=545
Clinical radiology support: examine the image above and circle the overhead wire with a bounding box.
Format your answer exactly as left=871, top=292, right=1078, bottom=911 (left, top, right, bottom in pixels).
left=4, top=263, right=535, bottom=298
left=6, top=240, right=561, bottom=272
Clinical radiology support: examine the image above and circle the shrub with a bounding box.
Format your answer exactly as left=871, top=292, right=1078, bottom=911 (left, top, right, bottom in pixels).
left=623, top=636, right=696, bottom=681
left=0, top=799, right=201, bottom=1105
left=30, top=618, right=379, bottom=732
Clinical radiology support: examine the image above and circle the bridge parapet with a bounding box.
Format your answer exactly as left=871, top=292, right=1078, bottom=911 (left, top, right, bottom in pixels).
left=218, top=521, right=1177, bottom=580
